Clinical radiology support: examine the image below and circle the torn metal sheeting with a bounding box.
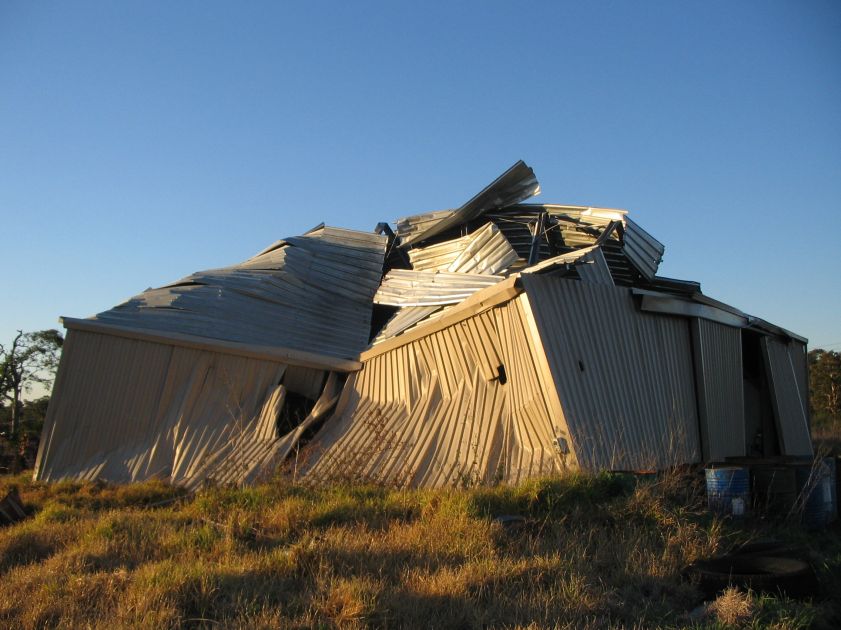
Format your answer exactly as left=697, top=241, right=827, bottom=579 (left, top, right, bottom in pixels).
left=34, top=329, right=309, bottom=487
left=375, top=222, right=519, bottom=341
left=521, top=245, right=614, bottom=286
left=35, top=158, right=813, bottom=491
left=622, top=218, right=665, bottom=280
left=374, top=270, right=504, bottom=307
left=397, top=160, right=540, bottom=246
left=301, top=295, right=566, bottom=487
left=488, top=204, right=662, bottom=284
left=372, top=305, right=443, bottom=343
left=444, top=222, right=520, bottom=274
left=407, top=222, right=519, bottom=275
left=94, top=226, right=387, bottom=361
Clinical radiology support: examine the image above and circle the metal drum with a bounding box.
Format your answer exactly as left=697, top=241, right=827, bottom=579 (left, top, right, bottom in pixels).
left=706, top=466, right=750, bottom=517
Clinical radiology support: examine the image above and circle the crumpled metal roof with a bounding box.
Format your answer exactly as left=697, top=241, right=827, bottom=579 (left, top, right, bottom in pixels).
left=37, top=158, right=814, bottom=491
left=93, top=226, right=387, bottom=361
left=396, top=160, right=540, bottom=246
left=374, top=222, right=519, bottom=341
left=374, top=269, right=503, bottom=307
left=522, top=245, right=614, bottom=286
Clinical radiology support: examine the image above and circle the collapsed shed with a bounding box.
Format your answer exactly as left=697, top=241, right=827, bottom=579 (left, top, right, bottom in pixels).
left=34, top=161, right=813, bottom=488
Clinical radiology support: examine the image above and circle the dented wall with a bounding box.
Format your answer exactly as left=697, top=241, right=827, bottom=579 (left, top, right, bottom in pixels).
left=301, top=294, right=568, bottom=487
left=35, top=329, right=326, bottom=489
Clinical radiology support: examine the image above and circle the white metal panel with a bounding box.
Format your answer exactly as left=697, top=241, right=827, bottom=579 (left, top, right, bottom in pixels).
left=521, top=275, right=701, bottom=471
left=691, top=319, right=745, bottom=461
left=33, top=330, right=332, bottom=488
left=302, top=297, right=566, bottom=487
left=761, top=337, right=813, bottom=456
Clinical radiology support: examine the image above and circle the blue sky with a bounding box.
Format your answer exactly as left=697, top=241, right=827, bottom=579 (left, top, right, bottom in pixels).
left=1, top=1, right=840, bottom=359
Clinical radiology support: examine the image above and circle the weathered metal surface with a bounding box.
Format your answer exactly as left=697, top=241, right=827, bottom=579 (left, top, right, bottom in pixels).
left=406, top=222, right=519, bottom=274
left=301, top=295, right=567, bottom=487
left=636, top=291, right=749, bottom=328
left=761, top=337, right=813, bottom=457
left=34, top=329, right=329, bottom=488
left=33, top=159, right=814, bottom=489
left=791, top=340, right=810, bottom=431
left=522, top=246, right=614, bottom=286
left=691, top=319, right=746, bottom=461
left=487, top=204, right=659, bottom=283
left=375, top=223, right=518, bottom=341
left=521, top=275, right=701, bottom=471
left=396, top=161, right=540, bottom=246
left=59, top=316, right=361, bottom=373
left=374, top=269, right=503, bottom=307
left=622, top=218, right=665, bottom=280
left=93, top=226, right=387, bottom=361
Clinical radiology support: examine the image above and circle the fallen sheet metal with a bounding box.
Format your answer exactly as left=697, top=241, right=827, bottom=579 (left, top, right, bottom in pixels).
left=522, top=246, right=614, bottom=286
left=486, top=204, right=664, bottom=283
left=396, top=160, right=540, bottom=246
left=374, top=269, right=504, bottom=307
left=375, top=222, right=519, bottom=341
left=407, top=222, right=519, bottom=274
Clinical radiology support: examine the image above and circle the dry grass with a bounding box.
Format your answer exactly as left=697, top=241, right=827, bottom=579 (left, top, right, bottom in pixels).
left=0, top=469, right=837, bottom=629
left=705, top=587, right=754, bottom=626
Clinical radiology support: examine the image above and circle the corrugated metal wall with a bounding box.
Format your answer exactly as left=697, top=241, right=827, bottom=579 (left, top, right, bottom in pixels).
left=791, top=340, right=810, bottom=431
left=35, top=330, right=326, bottom=488
left=622, top=218, right=664, bottom=280
left=761, top=337, right=813, bottom=456
left=691, top=319, right=745, bottom=461
left=301, top=295, right=567, bottom=487
left=521, top=276, right=701, bottom=471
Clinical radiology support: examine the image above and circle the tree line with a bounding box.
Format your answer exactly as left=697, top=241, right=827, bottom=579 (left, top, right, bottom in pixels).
left=0, top=330, right=61, bottom=471
left=809, top=348, right=841, bottom=430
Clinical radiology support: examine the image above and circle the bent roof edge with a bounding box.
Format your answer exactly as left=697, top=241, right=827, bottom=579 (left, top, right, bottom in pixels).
left=60, top=317, right=362, bottom=372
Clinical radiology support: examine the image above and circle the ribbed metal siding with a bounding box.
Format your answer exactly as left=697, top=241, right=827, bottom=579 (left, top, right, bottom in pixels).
left=34, top=330, right=324, bottom=488
left=375, top=223, right=518, bottom=341
left=301, top=295, right=565, bottom=487
left=761, top=337, right=813, bottom=456
left=792, top=340, right=810, bottom=430
left=523, top=246, right=614, bottom=286
left=622, top=218, right=665, bottom=280
left=406, top=222, right=518, bottom=275
left=93, top=226, right=387, bottom=360
left=521, top=275, right=700, bottom=470
left=691, top=319, right=745, bottom=461
left=374, top=270, right=503, bottom=307
left=397, top=160, right=539, bottom=246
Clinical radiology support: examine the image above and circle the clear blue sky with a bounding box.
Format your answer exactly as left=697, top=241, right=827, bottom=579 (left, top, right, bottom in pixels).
left=2, top=1, right=840, bottom=356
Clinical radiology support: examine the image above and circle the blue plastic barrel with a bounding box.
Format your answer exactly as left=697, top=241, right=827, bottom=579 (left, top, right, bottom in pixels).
left=706, top=466, right=750, bottom=517
left=793, top=461, right=833, bottom=530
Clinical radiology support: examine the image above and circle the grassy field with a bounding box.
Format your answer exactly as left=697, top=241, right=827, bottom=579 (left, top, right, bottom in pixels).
left=0, top=467, right=838, bottom=629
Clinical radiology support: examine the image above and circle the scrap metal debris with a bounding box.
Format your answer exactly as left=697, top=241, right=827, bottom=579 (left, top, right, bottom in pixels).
left=33, top=160, right=814, bottom=489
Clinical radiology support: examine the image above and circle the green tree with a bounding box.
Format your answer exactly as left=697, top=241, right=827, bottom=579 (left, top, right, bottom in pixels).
left=808, top=348, right=841, bottom=427
left=0, top=329, right=63, bottom=438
